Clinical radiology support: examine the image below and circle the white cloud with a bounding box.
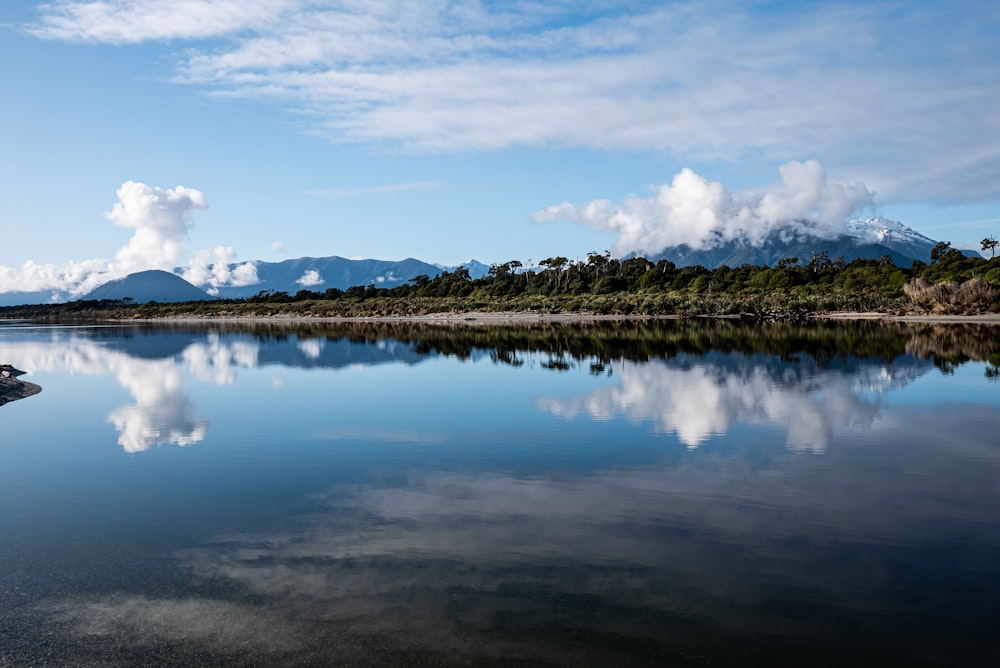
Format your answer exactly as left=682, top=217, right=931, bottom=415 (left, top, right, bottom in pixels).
left=269, top=241, right=285, bottom=252
left=107, top=181, right=208, bottom=275
left=0, top=257, right=109, bottom=297
left=534, top=160, right=875, bottom=256
left=27, top=2, right=1000, bottom=201
left=182, top=246, right=259, bottom=295
left=0, top=181, right=257, bottom=297
left=295, top=269, right=324, bottom=287
left=27, top=0, right=300, bottom=43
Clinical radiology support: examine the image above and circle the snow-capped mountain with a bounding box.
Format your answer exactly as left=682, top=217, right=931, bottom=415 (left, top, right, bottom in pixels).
left=646, top=217, right=963, bottom=269
left=207, top=257, right=493, bottom=299
left=434, top=259, right=491, bottom=279
left=844, top=216, right=940, bottom=262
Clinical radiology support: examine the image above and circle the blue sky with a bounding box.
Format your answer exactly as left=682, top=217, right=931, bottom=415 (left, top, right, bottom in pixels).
left=1, top=1, right=999, bottom=296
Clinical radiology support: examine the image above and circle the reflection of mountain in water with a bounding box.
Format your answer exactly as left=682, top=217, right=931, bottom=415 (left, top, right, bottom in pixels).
left=0, top=326, right=449, bottom=453
left=69, top=327, right=437, bottom=369
left=539, top=351, right=935, bottom=451
left=0, top=320, right=994, bottom=454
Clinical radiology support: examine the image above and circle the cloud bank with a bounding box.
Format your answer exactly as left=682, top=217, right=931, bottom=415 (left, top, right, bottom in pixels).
left=0, top=181, right=257, bottom=298
left=26, top=2, right=1000, bottom=201
left=533, top=160, right=875, bottom=256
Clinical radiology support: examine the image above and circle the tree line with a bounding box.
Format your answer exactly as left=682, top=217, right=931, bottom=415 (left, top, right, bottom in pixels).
left=256, top=241, right=999, bottom=310
left=2, top=240, right=998, bottom=319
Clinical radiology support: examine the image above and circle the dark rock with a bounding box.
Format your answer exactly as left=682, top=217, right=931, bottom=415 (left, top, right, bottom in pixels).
left=0, top=365, right=41, bottom=406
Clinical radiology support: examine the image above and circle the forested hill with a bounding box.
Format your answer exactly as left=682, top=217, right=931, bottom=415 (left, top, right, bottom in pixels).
left=2, top=242, right=998, bottom=319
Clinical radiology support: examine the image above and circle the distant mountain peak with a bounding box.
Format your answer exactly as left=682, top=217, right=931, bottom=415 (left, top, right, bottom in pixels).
left=642, top=217, right=949, bottom=268
left=83, top=270, right=213, bottom=303
left=845, top=216, right=936, bottom=246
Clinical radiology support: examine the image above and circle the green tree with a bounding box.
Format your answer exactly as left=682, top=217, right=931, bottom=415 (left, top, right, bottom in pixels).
left=981, top=236, right=998, bottom=259
left=930, top=241, right=952, bottom=263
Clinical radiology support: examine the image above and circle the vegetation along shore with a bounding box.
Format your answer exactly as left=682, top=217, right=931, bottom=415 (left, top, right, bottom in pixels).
left=2, top=244, right=998, bottom=321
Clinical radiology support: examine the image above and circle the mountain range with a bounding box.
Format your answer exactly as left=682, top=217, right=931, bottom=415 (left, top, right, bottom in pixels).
left=0, top=218, right=982, bottom=306
left=645, top=216, right=971, bottom=268
left=212, top=256, right=491, bottom=299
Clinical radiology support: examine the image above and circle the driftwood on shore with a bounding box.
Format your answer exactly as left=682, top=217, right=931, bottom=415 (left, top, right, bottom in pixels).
left=0, top=365, right=42, bottom=406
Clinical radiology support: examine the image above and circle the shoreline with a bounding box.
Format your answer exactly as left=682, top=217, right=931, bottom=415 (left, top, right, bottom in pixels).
left=104, top=311, right=1000, bottom=326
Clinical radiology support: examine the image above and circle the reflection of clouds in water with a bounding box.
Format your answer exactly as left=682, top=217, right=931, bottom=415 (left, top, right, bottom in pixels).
left=43, top=595, right=302, bottom=655
left=536, top=358, right=912, bottom=451
left=296, top=337, right=324, bottom=360
left=182, top=332, right=259, bottom=384
left=106, top=358, right=208, bottom=453
left=0, top=333, right=251, bottom=452
left=174, top=410, right=1000, bottom=661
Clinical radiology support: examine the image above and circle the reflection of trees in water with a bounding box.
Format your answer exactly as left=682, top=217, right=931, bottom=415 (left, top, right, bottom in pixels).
left=904, top=324, right=1000, bottom=368
left=6, top=320, right=998, bottom=451
left=145, top=319, right=1000, bottom=374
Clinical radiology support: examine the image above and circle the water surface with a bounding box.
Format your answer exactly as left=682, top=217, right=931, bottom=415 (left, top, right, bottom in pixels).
left=1, top=320, right=999, bottom=666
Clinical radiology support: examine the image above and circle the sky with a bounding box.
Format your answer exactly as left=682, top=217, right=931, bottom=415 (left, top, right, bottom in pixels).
left=1, top=1, right=999, bottom=297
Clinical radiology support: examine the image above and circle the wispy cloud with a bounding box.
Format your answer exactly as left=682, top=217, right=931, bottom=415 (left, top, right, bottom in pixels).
left=305, top=181, right=443, bottom=198
left=26, top=0, right=300, bottom=43
left=26, top=2, right=1000, bottom=203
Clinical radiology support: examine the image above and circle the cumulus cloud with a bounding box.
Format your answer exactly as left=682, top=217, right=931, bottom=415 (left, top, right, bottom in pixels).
left=296, top=269, right=324, bottom=287
left=0, top=257, right=109, bottom=298
left=533, top=161, right=875, bottom=256
left=25, top=2, right=1000, bottom=200
left=269, top=241, right=285, bottom=252
left=107, top=181, right=207, bottom=275
left=182, top=246, right=259, bottom=295
left=0, top=181, right=258, bottom=298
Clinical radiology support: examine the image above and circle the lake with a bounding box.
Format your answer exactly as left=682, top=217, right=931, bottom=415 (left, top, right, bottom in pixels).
left=1, top=319, right=999, bottom=666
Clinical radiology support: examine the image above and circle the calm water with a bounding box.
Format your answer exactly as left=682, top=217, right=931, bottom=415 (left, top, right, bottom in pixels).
left=1, top=319, right=999, bottom=666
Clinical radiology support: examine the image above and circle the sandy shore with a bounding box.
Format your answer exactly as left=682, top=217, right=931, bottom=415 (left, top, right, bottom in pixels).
left=116, top=311, right=1000, bottom=325
left=816, top=312, right=1000, bottom=324
left=123, top=312, right=678, bottom=325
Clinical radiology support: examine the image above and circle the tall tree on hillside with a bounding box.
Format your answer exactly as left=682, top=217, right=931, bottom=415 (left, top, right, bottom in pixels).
left=930, top=241, right=952, bottom=264
left=981, top=236, right=998, bottom=259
